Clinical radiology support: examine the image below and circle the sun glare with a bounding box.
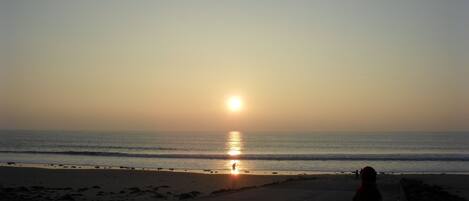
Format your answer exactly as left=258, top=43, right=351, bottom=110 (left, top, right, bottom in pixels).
left=227, top=96, right=242, bottom=112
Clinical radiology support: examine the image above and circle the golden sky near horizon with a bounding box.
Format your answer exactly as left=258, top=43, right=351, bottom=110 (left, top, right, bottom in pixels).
left=1, top=0, right=468, bottom=131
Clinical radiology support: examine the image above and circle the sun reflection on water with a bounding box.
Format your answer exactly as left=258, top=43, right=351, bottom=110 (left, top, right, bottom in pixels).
left=227, top=131, right=242, bottom=175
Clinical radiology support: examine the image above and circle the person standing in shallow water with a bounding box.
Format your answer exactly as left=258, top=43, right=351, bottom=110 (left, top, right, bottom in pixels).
left=353, top=166, right=382, bottom=201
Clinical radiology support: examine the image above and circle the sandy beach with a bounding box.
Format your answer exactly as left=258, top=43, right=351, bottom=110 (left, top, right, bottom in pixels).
left=1, top=165, right=468, bottom=201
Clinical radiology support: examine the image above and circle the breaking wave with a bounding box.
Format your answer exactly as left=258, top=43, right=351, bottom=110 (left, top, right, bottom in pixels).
left=1, top=150, right=469, bottom=161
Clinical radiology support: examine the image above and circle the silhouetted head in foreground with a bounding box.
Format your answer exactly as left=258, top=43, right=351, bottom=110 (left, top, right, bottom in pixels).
left=353, top=166, right=382, bottom=201
left=361, top=166, right=377, bottom=185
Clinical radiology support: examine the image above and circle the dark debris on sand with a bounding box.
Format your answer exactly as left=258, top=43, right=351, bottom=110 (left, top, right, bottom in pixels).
left=211, top=186, right=256, bottom=195
left=400, top=178, right=466, bottom=201
left=128, top=187, right=141, bottom=194
left=77, top=187, right=88, bottom=192
left=0, top=185, right=173, bottom=201
left=0, top=176, right=315, bottom=201
left=0, top=186, right=76, bottom=201
left=59, top=194, right=75, bottom=201
left=177, top=191, right=201, bottom=200
left=210, top=176, right=316, bottom=197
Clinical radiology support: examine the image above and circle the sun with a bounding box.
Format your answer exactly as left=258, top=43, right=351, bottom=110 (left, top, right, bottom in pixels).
left=227, top=96, right=242, bottom=112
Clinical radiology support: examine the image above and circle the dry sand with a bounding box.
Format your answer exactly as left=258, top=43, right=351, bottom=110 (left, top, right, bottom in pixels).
left=1, top=166, right=468, bottom=201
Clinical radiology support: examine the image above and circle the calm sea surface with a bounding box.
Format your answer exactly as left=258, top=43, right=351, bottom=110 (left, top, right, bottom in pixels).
left=1, top=130, right=468, bottom=174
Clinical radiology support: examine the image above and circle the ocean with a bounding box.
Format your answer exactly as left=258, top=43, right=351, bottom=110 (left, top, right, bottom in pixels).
left=1, top=130, right=468, bottom=174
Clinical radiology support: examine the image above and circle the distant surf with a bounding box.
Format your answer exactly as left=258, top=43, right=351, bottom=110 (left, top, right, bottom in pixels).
left=1, top=150, right=469, bottom=161
left=1, top=130, right=469, bottom=173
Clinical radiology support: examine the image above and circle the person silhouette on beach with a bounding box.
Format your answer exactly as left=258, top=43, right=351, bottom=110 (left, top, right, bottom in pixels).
left=232, top=162, right=236, bottom=171
left=353, top=166, right=382, bottom=201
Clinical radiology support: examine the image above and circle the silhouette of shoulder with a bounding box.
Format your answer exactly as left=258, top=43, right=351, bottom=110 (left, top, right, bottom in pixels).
left=353, top=186, right=382, bottom=201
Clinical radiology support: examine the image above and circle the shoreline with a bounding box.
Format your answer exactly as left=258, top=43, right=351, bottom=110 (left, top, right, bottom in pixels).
left=2, top=161, right=469, bottom=176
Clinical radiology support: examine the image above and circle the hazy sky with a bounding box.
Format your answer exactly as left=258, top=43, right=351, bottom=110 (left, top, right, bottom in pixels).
left=1, top=0, right=468, bottom=131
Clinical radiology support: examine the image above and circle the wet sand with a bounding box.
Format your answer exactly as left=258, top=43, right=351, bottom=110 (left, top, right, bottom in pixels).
left=1, top=166, right=468, bottom=201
